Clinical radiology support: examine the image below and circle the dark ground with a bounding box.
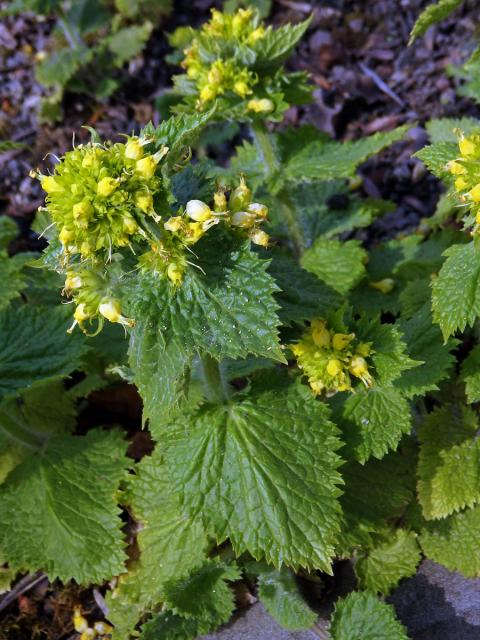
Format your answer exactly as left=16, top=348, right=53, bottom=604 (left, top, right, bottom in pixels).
left=0, top=0, right=479, bottom=638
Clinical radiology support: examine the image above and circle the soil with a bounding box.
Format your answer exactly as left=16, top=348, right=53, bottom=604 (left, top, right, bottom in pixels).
left=0, top=0, right=479, bottom=637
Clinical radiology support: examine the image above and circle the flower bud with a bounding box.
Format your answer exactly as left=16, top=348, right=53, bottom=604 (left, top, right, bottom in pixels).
left=125, top=138, right=144, bottom=160
left=200, top=84, right=217, bottom=103
left=164, top=216, right=183, bottom=232
left=73, top=606, right=89, bottom=633
left=247, top=202, right=268, bottom=218
left=349, top=356, right=373, bottom=387
left=470, top=184, right=480, bottom=202
left=41, top=175, right=62, bottom=193
left=369, top=278, right=395, bottom=294
left=448, top=161, right=465, bottom=175
left=214, top=190, right=227, bottom=212
left=80, top=629, right=95, bottom=640
left=59, top=227, right=75, bottom=246
left=73, top=201, right=94, bottom=221
left=249, top=27, right=265, bottom=43
left=97, top=177, right=118, bottom=197
left=135, top=191, right=153, bottom=213
left=65, top=273, right=82, bottom=290
left=93, top=622, right=113, bottom=635
left=229, top=177, right=252, bottom=211
left=74, top=304, right=90, bottom=323
left=249, top=229, right=269, bottom=247
left=459, top=137, right=477, bottom=157
left=186, top=200, right=212, bottom=222
left=326, top=358, right=342, bottom=377
left=231, top=211, right=256, bottom=228
left=234, top=81, right=251, bottom=97
left=167, top=263, right=184, bottom=285
left=356, top=342, right=372, bottom=357
left=247, top=98, right=274, bottom=113
left=311, top=320, right=330, bottom=348
left=185, top=222, right=205, bottom=244
left=455, top=177, right=468, bottom=191
left=123, top=216, right=138, bottom=234
left=136, top=155, right=157, bottom=180
left=99, top=298, right=122, bottom=323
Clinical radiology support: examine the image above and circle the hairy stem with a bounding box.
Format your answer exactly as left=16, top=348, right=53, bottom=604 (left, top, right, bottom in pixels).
left=250, top=120, right=305, bottom=257
left=200, top=354, right=230, bottom=403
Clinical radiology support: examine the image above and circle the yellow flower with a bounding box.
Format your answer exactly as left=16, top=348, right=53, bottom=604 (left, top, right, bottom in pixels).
left=234, top=80, right=252, bottom=97
left=470, top=184, right=480, bottom=202
left=125, top=138, right=144, bottom=160
left=326, top=358, right=342, bottom=377
left=311, top=319, right=330, bottom=348
left=455, top=177, right=468, bottom=191
left=247, top=202, right=268, bottom=218
left=97, top=177, right=118, bottom=197
left=229, top=177, right=252, bottom=211
left=74, top=303, right=90, bottom=323
left=459, top=137, right=477, bottom=157
left=448, top=161, right=466, bottom=175
left=41, top=175, right=62, bottom=193
left=332, top=333, right=355, bottom=350
left=186, top=199, right=212, bottom=222
left=73, top=606, right=89, bottom=633
left=98, top=298, right=134, bottom=327
left=214, top=190, right=227, bottom=211
left=247, top=98, right=274, bottom=113
left=369, top=278, right=395, bottom=294
left=135, top=191, right=153, bottom=213
left=59, top=227, right=75, bottom=246
left=136, top=156, right=157, bottom=179
left=200, top=84, right=217, bottom=103
left=64, top=273, right=82, bottom=290
left=249, top=229, right=269, bottom=247
left=164, top=216, right=184, bottom=232
left=167, top=263, right=184, bottom=285
left=349, top=356, right=374, bottom=387
left=231, top=211, right=256, bottom=228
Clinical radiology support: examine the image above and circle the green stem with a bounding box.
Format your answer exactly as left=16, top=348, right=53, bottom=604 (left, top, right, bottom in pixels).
left=250, top=121, right=305, bottom=257
left=200, top=354, right=229, bottom=404
left=57, top=6, right=83, bottom=49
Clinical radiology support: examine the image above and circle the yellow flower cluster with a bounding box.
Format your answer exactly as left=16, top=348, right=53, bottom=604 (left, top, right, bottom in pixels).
left=34, top=136, right=167, bottom=259
left=182, top=8, right=273, bottom=113
left=448, top=131, right=480, bottom=234
left=291, top=319, right=374, bottom=396
left=73, top=606, right=112, bottom=640
left=139, top=177, right=270, bottom=285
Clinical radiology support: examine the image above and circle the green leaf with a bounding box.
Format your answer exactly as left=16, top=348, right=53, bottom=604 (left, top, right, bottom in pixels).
left=36, top=46, right=93, bottom=87
left=395, top=303, right=457, bottom=398
left=0, top=217, right=18, bottom=249
left=163, top=560, right=240, bottom=622
left=301, top=238, right=367, bottom=295
left=415, top=142, right=457, bottom=179
left=0, top=429, right=128, bottom=583
left=107, top=449, right=208, bottom=639
left=0, top=433, right=27, bottom=486
left=107, top=23, right=153, bottom=67
left=252, top=17, right=311, bottom=70
left=0, top=378, right=77, bottom=449
left=432, top=241, right=480, bottom=339
left=162, top=376, right=343, bottom=571
left=329, top=591, right=409, bottom=640
left=425, top=117, right=480, bottom=143
left=139, top=612, right=199, bottom=640
left=355, top=529, right=421, bottom=595
left=409, top=0, right=463, bottom=43
left=256, top=565, right=316, bottom=631
left=143, top=110, right=215, bottom=168
left=461, top=344, right=480, bottom=403
left=286, top=126, right=407, bottom=182
left=0, top=305, right=87, bottom=399
left=417, top=404, right=480, bottom=520
left=340, top=385, right=412, bottom=464
left=0, top=251, right=27, bottom=311
left=420, top=505, right=480, bottom=577
left=266, top=251, right=341, bottom=326
left=127, top=235, right=283, bottom=363
left=128, top=322, right=190, bottom=428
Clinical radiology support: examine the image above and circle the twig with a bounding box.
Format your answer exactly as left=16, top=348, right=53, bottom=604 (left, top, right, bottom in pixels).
left=359, top=62, right=405, bottom=107
left=0, top=572, right=47, bottom=614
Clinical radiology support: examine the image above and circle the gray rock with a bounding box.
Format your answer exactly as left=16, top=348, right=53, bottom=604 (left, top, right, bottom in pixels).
left=389, top=559, right=480, bottom=639
left=200, top=603, right=321, bottom=640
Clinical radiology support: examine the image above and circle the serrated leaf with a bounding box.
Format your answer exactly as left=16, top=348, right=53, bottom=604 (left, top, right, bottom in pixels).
left=432, top=241, right=480, bottom=339
left=461, top=344, right=480, bottom=403
left=395, top=303, right=457, bottom=398
left=0, top=429, right=128, bottom=583
left=107, top=449, right=208, bottom=639
left=163, top=560, right=239, bottom=622
left=0, top=433, right=27, bottom=486
left=256, top=565, right=316, bottom=631
left=338, top=448, right=416, bottom=555
left=340, top=385, right=412, bottom=464
left=301, top=238, right=367, bottom=295
left=415, top=142, right=457, bottom=179
left=252, top=17, right=311, bottom=70
left=162, top=376, right=343, bottom=572
left=127, top=235, right=283, bottom=363
left=410, top=0, right=462, bottom=43
left=329, top=591, right=409, bottom=640
left=0, top=216, right=18, bottom=248
left=0, top=378, right=77, bottom=449
left=417, top=404, right=480, bottom=520
left=36, top=46, right=93, bottom=87
left=355, top=529, right=421, bottom=595
left=139, top=612, right=199, bottom=640
left=0, top=251, right=27, bottom=311
left=420, top=505, right=480, bottom=577
left=0, top=305, right=87, bottom=399
left=286, top=126, right=407, bottom=182
left=425, top=117, right=480, bottom=143
left=266, top=251, right=341, bottom=326
left=107, top=23, right=152, bottom=66
left=142, top=110, right=215, bottom=168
